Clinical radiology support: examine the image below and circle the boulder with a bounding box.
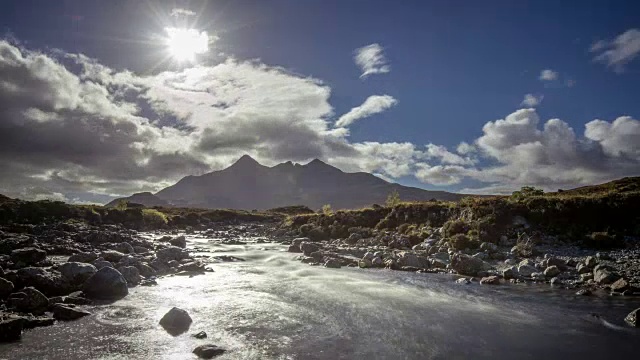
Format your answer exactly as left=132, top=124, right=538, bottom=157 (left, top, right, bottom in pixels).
left=287, top=244, right=302, bottom=253
left=546, top=257, right=567, bottom=270
left=8, top=287, right=49, bottom=314
left=92, top=260, right=114, bottom=269
left=585, top=256, right=598, bottom=268
left=159, top=307, right=192, bottom=335
left=593, top=268, right=620, bottom=285
left=479, top=242, right=498, bottom=253
left=68, top=252, right=98, bottom=263
left=450, top=254, right=492, bottom=276
left=324, top=259, right=341, bottom=269
left=59, top=262, right=97, bottom=284
left=82, top=267, right=128, bottom=300
left=51, top=304, right=91, bottom=321
left=156, top=246, right=189, bottom=262
left=193, top=344, right=226, bottom=359
left=100, top=250, right=125, bottom=263
left=517, top=264, right=537, bottom=278
left=456, top=278, right=471, bottom=285
left=543, top=265, right=561, bottom=278
left=480, top=276, right=500, bottom=285
left=502, top=266, right=516, bottom=279
left=624, top=308, right=640, bottom=328
left=170, top=236, right=187, bottom=248
left=371, top=257, right=384, bottom=267
left=117, top=266, right=141, bottom=286
left=111, top=243, right=135, bottom=254
left=135, top=263, right=156, bottom=278
left=193, top=331, right=207, bottom=339
left=576, top=263, right=591, bottom=274
left=396, top=252, right=430, bottom=269
left=358, top=259, right=372, bottom=268
left=10, top=247, right=46, bottom=266
left=0, top=318, right=23, bottom=342
left=0, top=277, right=14, bottom=298
left=300, top=242, right=320, bottom=256
left=15, top=267, right=73, bottom=297
left=610, top=278, right=630, bottom=293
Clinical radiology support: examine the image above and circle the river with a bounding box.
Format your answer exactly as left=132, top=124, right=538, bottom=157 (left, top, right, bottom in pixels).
left=1, top=233, right=639, bottom=359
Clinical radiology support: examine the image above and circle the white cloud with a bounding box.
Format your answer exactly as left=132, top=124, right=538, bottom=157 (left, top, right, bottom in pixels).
left=521, top=93, right=543, bottom=107
left=335, top=95, right=397, bottom=127
left=456, top=142, right=476, bottom=155
left=539, top=69, right=558, bottom=81
left=170, top=8, right=196, bottom=17
left=591, top=28, right=640, bottom=72
left=354, top=43, right=390, bottom=79
left=424, top=144, right=475, bottom=166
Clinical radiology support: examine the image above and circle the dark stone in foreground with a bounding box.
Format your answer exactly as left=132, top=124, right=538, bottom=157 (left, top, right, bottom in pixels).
left=52, top=304, right=91, bottom=320
left=625, top=308, right=640, bottom=327
left=8, top=287, right=49, bottom=314
left=0, top=318, right=23, bottom=342
left=159, top=307, right=192, bottom=336
left=11, top=247, right=46, bottom=266
left=82, top=267, right=128, bottom=300
left=193, top=331, right=207, bottom=339
left=193, top=344, right=226, bottom=358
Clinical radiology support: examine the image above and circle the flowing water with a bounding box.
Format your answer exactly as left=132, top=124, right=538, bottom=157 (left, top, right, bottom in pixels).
left=1, top=234, right=639, bottom=359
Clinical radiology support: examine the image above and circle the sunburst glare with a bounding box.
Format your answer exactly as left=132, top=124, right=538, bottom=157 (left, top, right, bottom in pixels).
left=165, top=27, right=209, bottom=62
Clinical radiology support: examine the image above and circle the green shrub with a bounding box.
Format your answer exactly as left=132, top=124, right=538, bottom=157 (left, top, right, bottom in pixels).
left=322, top=204, right=333, bottom=216
left=510, top=186, right=544, bottom=202
left=449, top=234, right=476, bottom=250
left=443, top=219, right=469, bottom=237
left=142, top=209, right=168, bottom=227
left=386, top=189, right=401, bottom=207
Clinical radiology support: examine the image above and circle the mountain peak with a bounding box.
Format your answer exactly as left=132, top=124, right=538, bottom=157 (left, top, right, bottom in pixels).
left=232, top=154, right=261, bottom=167
left=307, top=158, right=329, bottom=167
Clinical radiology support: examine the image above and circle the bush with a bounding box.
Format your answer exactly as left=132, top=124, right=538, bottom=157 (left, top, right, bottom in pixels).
left=512, top=233, right=536, bottom=257
left=386, top=189, right=401, bottom=207
left=510, top=186, right=544, bottom=202
left=448, top=234, right=476, bottom=250
left=142, top=209, right=168, bottom=228
left=443, top=219, right=469, bottom=237
left=322, top=204, right=333, bottom=216
left=583, top=231, right=623, bottom=249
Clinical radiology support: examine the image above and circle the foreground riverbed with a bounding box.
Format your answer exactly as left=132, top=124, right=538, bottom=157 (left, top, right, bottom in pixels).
left=1, top=234, right=639, bottom=359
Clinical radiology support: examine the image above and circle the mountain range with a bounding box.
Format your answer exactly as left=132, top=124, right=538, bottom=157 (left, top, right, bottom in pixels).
left=107, top=155, right=465, bottom=210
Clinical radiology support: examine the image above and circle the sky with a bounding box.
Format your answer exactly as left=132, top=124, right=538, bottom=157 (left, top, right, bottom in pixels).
left=1, top=0, right=639, bottom=204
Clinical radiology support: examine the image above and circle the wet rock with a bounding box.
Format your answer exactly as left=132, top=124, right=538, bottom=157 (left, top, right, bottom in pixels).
left=159, top=307, right=192, bottom=336
left=0, top=277, right=14, bottom=298
left=451, top=254, right=492, bottom=276
left=585, top=256, right=598, bottom=268
left=170, top=236, right=187, bottom=248
left=15, top=267, right=73, bottom=297
left=287, top=244, right=302, bottom=253
left=610, top=278, right=630, bottom=293
left=156, top=246, right=189, bottom=262
left=8, top=287, right=49, bottom=314
left=480, top=276, right=500, bottom=285
left=82, top=267, right=128, bottom=300
left=111, top=242, right=135, bottom=254
left=193, top=344, right=226, bottom=359
left=550, top=277, right=562, bottom=286
left=371, top=257, right=383, bottom=267
left=545, top=257, right=567, bottom=270
left=117, top=266, right=141, bottom=286
left=192, top=331, right=207, bottom=339
left=544, top=265, right=561, bottom=278
left=59, top=262, right=97, bottom=284
left=68, top=252, right=98, bottom=263
left=396, top=252, right=430, bottom=269
left=456, top=278, right=471, bottom=285
left=531, top=272, right=546, bottom=281
left=576, top=289, right=591, bottom=296
left=577, top=263, right=591, bottom=274
left=358, top=259, right=372, bottom=268
left=100, top=250, right=125, bottom=263
left=92, top=260, right=114, bottom=270
left=517, top=264, right=537, bottom=278
left=502, top=266, right=516, bottom=279
left=593, top=267, right=620, bottom=285
left=324, top=259, right=341, bottom=269
left=300, top=242, right=320, bottom=256
left=135, top=263, right=156, bottom=278
left=624, top=308, right=640, bottom=327
left=11, top=247, right=46, bottom=266
left=0, top=318, right=23, bottom=342
left=51, top=303, right=91, bottom=320
left=479, top=242, right=498, bottom=253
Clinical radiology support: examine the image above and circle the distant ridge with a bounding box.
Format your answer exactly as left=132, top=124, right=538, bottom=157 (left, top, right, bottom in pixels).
left=107, top=155, right=466, bottom=210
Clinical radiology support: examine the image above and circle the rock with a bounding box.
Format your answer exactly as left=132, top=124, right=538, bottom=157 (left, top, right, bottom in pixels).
left=456, top=278, right=471, bottom=285
left=100, top=250, right=125, bottom=263
left=531, top=272, right=545, bottom=281
left=576, top=263, right=591, bottom=274
left=15, top=267, right=73, bottom=297
left=0, top=277, right=14, bottom=298
left=480, top=276, right=500, bottom=285
left=8, top=287, right=49, bottom=314
left=112, top=242, right=135, bottom=254
left=68, top=252, right=98, bottom=263
left=543, top=265, right=561, bottom=278
left=576, top=289, right=592, bottom=296
left=51, top=304, right=91, bottom=320
left=479, top=242, right=498, bottom=253
left=624, top=308, right=640, bottom=327
left=170, top=236, right=187, bottom=248
left=610, top=278, right=631, bottom=293
left=396, top=252, right=430, bottom=269
left=358, top=259, right=372, bottom=268
left=92, top=260, right=114, bottom=269
left=159, top=307, right=192, bottom=335
left=371, top=257, right=383, bottom=267
left=451, top=254, right=492, bottom=276
left=0, top=318, right=23, bottom=342
left=324, top=259, right=341, bottom=269
left=10, top=247, right=46, bottom=265
left=287, top=244, right=302, bottom=253
left=596, top=252, right=611, bottom=261
left=178, top=262, right=205, bottom=273
left=593, top=268, right=620, bottom=285
left=581, top=273, right=594, bottom=281
left=82, top=267, right=128, bottom=300
left=59, top=262, right=97, bottom=284
left=472, top=252, right=489, bottom=260
left=550, top=277, right=562, bottom=286
left=502, top=266, right=516, bottom=279
left=517, top=264, right=537, bottom=278
left=584, top=256, right=598, bottom=268
left=135, top=263, right=156, bottom=278
left=193, top=331, right=207, bottom=339
left=117, top=266, right=141, bottom=286
left=430, top=258, right=447, bottom=269
left=156, top=246, right=189, bottom=262
left=546, top=257, right=567, bottom=270
left=193, top=344, right=226, bottom=359
left=300, top=242, right=320, bottom=256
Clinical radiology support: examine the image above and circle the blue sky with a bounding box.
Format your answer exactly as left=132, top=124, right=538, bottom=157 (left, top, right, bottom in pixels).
left=1, top=0, right=639, bottom=203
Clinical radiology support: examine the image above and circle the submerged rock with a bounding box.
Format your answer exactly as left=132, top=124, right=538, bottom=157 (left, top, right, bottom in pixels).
left=193, top=344, right=226, bottom=359
left=324, top=259, right=341, bottom=269
left=624, top=308, right=640, bottom=328
left=192, top=331, right=207, bottom=339
left=170, top=236, right=187, bottom=248
left=51, top=304, right=91, bottom=321
left=82, top=267, right=128, bottom=300
left=159, top=307, right=192, bottom=335
left=480, top=276, right=500, bottom=285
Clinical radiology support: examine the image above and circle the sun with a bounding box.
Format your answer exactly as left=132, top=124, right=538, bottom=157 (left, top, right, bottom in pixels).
left=165, top=27, right=209, bottom=62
